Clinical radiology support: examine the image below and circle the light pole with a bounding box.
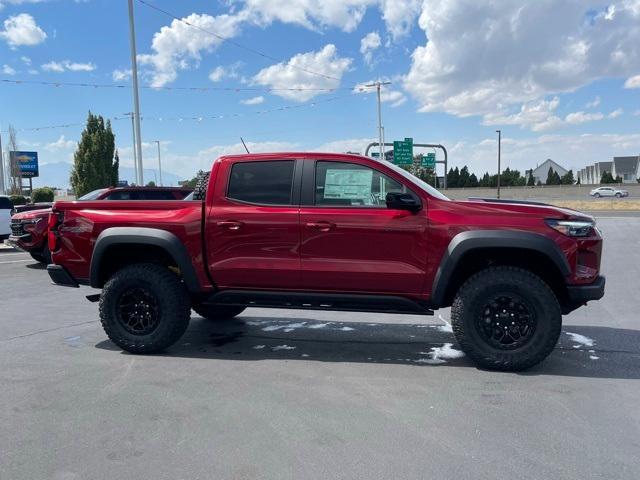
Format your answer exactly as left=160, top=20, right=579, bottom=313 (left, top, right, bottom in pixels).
left=0, top=130, right=5, bottom=195
left=128, top=0, right=144, bottom=185
left=153, top=140, right=163, bottom=186
left=365, top=81, right=391, bottom=160
left=496, top=129, right=502, bottom=199
left=124, top=113, right=138, bottom=184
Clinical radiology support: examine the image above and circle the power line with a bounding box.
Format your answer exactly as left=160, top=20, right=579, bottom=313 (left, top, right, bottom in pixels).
left=136, top=0, right=342, bottom=82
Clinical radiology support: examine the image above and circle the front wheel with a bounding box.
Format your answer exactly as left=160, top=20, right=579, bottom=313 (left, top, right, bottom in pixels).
left=593, top=193, right=600, bottom=198
left=451, top=266, right=561, bottom=371
left=615, top=192, right=622, bottom=198
left=192, top=304, right=246, bottom=321
left=99, top=263, right=191, bottom=354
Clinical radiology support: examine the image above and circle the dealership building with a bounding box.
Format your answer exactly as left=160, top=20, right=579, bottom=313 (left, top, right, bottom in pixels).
left=577, top=155, right=639, bottom=184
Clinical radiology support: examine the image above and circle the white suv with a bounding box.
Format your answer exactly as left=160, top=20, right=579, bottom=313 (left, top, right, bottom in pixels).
left=589, top=186, right=629, bottom=198
left=0, top=196, right=12, bottom=241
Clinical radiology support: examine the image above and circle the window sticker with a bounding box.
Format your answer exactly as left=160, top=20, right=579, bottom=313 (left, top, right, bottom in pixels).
left=323, top=169, right=373, bottom=200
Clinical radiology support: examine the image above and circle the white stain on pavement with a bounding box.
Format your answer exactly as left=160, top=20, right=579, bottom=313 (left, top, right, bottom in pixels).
left=565, top=332, right=595, bottom=347
left=272, top=345, right=296, bottom=351
left=414, top=343, right=465, bottom=365
left=437, top=314, right=453, bottom=333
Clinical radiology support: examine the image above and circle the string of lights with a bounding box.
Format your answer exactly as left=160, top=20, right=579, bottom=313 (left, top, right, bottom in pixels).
left=1, top=93, right=358, bottom=133
left=136, top=0, right=341, bottom=82
left=1, top=78, right=372, bottom=93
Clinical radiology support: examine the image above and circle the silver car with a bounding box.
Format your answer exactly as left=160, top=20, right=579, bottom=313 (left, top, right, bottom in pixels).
left=590, top=186, right=629, bottom=198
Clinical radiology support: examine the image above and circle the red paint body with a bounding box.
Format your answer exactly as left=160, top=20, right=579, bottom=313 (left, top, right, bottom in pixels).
left=49, top=153, right=603, bottom=304
left=8, top=187, right=191, bottom=256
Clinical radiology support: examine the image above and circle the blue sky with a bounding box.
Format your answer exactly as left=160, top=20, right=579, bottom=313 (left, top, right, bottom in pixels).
left=1, top=0, right=639, bottom=186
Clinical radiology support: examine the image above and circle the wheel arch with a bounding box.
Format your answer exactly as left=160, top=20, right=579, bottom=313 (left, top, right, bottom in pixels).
left=90, top=227, right=200, bottom=292
left=430, top=230, right=571, bottom=309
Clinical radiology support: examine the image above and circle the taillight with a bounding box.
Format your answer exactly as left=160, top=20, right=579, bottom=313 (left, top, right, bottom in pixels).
left=48, top=211, right=64, bottom=251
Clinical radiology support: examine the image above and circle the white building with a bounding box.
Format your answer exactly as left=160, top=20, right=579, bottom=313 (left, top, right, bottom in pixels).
left=528, top=159, right=568, bottom=185
left=611, top=156, right=639, bottom=183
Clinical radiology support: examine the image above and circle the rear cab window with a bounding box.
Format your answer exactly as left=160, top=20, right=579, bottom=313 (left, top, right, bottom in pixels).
left=227, top=160, right=296, bottom=205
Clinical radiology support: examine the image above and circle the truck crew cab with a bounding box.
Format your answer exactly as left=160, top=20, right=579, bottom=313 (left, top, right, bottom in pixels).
left=46, top=153, right=605, bottom=371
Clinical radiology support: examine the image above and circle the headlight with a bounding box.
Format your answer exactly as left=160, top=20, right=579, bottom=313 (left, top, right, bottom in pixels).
left=545, top=219, right=595, bottom=237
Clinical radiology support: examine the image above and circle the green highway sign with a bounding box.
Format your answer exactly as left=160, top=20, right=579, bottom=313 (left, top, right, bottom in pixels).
left=422, top=152, right=436, bottom=168
left=393, top=138, right=413, bottom=165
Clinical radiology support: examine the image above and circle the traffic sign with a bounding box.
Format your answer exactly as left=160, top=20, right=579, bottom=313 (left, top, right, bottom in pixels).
left=422, top=152, right=435, bottom=168
left=393, top=138, right=413, bottom=165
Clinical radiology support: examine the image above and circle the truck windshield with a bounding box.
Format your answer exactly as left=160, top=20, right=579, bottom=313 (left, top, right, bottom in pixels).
left=78, top=188, right=108, bottom=200
left=378, top=160, right=450, bottom=201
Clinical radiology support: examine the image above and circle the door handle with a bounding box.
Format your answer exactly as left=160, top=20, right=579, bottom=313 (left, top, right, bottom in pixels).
left=217, top=220, right=243, bottom=231
left=306, top=222, right=335, bottom=232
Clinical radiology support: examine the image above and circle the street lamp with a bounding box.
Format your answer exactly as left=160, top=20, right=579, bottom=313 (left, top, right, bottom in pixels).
left=128, top=0, right=144, bottom=185
left=496, top=129, right=501, bottom=199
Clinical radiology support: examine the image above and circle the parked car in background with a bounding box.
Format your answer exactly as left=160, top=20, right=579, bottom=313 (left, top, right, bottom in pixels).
left=589, top=186, right=629, bottom=198
left=0, top=196, right=12, bottom=241
left=11, top=203, right=53, bottom=215
left=8, top=186, right=192, bottom=263
left=47, top=153, right=604, bottom=371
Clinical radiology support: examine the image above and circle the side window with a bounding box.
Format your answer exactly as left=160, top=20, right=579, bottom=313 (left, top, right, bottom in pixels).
left=138, top=190, right=175, bottom=200
left=0, top=197, right=12, bottom=210
left=227, top=160, right=295, bottom=205
left=315, top=161, right=405, bottom=207
left=105, top=191, right=132, bottom=200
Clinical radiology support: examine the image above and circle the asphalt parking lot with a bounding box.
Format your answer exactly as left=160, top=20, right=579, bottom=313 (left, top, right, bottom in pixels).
left=1, top=214, right=639, bottom=480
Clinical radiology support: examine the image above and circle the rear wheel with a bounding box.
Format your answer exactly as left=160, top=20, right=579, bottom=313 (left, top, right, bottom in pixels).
left=30, top=251, right=45, bottom=263
left=192, top=304, right=246, bottom=321
left=451, top=266, right=561, bottom=371
left=99, top=263, right=191, bottom=354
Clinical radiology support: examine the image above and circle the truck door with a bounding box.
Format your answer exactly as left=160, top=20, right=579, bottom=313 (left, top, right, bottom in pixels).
left=299, top=159, right=429, bottom=295
left=205, top=158, right=302, bottom=289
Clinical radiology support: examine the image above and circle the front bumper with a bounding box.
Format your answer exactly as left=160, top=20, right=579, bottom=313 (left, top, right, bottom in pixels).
left=566, top=275, right=605, bottom=304
left=6, top=235, right=30, bottom=252
left=47, top=265, right=79, bottom=288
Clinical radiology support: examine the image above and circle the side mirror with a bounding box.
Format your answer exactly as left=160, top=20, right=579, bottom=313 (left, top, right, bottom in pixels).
left=385, top=192, right=422, bottom=213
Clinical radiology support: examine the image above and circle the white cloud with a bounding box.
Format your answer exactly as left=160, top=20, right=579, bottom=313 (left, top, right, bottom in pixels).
left=2, top=64, right=16, bottom=75
left=624, top=74, right=640, bottom=89
left=608, top=108, right=623, bottom=118
left=45, top=135, right=75, bottom=151
left=379, top=0, right=421, bottom=39
left=240, top=95, right=264, bottom=105
left=112, top=68, right=131, bottom=81
left=633, top=110, right=640, bottom=116
left=138, top=12, right=248, bottom=87
left=565, top=111, right=605, bottom=124
left=208, top=66, right=226, bottom=82
left=0, top=13, right=47, bottom=48
left=312, top=137, right=375, bottom=154
left=42, top=60, right=96, bottom=72
left=585, top=96, right=600, bottom=108
left=483, top=98, right=564, bottom=131
left=404, top=1, right=640, bottom=118
left=360, top=31, right=381, bottom=66
left=20, top=55, right=30, bottom=65
left=252, top=44, right=352, bottom=102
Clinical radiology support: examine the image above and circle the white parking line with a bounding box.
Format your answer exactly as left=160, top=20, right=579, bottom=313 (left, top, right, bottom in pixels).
left=0, top=259, right=31, bottom=264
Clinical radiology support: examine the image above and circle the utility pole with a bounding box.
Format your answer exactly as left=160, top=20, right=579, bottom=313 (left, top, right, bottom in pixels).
left=154, top=140, right=163, bottom=186
left=128, top=0, right=144, bottom=185
left=365, top=81, right=391, bottom=160
left=124, top=113, right=138, bottom=184
left=496, top=129, right=502, bottom=199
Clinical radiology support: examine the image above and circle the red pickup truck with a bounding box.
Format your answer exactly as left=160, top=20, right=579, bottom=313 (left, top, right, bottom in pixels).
left=47, top=153, right=604, bottom=371
left=8, top=186, right=192, bottom=263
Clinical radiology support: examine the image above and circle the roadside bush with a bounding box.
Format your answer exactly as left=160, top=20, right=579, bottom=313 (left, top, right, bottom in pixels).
left=9, top=195, right=27, bottom=206
left=31, top=187, right=55, bottom=203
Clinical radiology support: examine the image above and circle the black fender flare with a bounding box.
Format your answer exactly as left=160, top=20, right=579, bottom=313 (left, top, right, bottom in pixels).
left=90, top=227, right=201, bottom=292
left=430, top=230, right=571, bottom=308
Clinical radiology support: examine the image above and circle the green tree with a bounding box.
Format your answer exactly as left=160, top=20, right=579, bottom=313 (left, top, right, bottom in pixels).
left=526, top=169, right=536, bottom=186
left=561, top=170, right=574, bottom=185
left=458, top=166, right=470, bottom=187
left=545, top=167, right=556, bottom=185
left=447, top=167, right=460, bottom=188
left=146, top=181, right=156, bottom=187
left=468, top=173, right=479, bottom=188
left=69, top=112, right=118, bottom=197
left=31, top=187, right=55, bottom=203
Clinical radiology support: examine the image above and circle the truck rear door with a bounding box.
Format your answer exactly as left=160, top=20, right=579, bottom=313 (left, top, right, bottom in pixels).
left=204, top=158, right=302, bottom=289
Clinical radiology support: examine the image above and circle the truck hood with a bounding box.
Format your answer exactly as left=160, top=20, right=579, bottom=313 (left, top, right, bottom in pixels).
left=12, top=207, right=52, bottom=220
left=453, top=197, right=593, bottom=222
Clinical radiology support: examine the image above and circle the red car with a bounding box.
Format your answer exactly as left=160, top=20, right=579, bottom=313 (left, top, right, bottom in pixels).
left=8, top=186, right=192, bottom=263
left=46, top=153, right=604, bottom=371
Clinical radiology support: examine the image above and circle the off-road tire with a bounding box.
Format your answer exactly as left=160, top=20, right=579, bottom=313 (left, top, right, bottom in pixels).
left=192, top=304, right=246, bottom=321
left=451, top=266, right=562, bottom=371
left=99, top=263, right=191, bottom=354
left=192, top=171, right=210, bottom=201
left=41, top=244, right=52, bottom=264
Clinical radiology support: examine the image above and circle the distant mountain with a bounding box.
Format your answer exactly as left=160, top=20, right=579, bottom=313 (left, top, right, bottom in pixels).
left=31, top=162, right=185, bottom=190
